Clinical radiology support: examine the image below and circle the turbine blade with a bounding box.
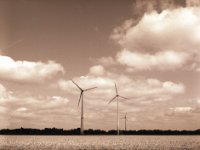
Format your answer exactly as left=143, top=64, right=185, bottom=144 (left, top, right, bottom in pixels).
left=71, top=80, right=82, bottom=91
left=84, top=87, right=97, bottom=92
left=77, top=93, right=83, bottom=107
left=119, top=95, right=128, bottom=99
left=108, top=96, right=117, bottom=104
left=115, top=83, right=118, bottom=95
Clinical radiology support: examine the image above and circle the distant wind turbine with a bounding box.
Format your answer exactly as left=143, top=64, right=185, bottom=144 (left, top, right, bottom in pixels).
left=71, top=80, right=97, bottom=135
left=108, top=83, right=128, bottom=135
left=121, top=112, right=128, bottom=131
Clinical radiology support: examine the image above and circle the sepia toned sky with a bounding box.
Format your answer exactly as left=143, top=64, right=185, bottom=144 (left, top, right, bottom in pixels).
left=0, top=0, right=200, bottom=130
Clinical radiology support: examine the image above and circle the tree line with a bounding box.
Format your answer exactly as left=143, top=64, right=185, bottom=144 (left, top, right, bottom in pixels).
left=1, top=127, right=200, bottom=135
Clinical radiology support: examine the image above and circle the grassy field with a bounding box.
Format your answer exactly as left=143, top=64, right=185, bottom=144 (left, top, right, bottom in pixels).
left=0, top=135, right=200, bottom=150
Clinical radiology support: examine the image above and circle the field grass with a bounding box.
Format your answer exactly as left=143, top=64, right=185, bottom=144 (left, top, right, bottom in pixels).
left=0, top=135, right=200, bottom=150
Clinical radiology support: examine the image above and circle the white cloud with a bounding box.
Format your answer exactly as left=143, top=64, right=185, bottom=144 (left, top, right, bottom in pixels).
left=147, top=78, right=162, bottom=86
left=89, top=65, right=105, bottom=76
left=0, top=84, right=71, bottom=128
left=98, top=56, right=116, bottom=66
left=55, top=70, right=185, bottom=103
left=46, top=96, right=69, bottom=108
left=0, top=69, right=186, bottom=129
left=163, top=81, right=185, bottom=94
left=57, top=79, right=73, bottom=92
left=110, top=19, right=134, bottom=42
left=172, top=107, right=193, bottom=113
left=164, top=106, right=200, bottom=119
left=112, top=8, right=200, bottom=52
left=0, top=55, right=64, bottom=83
left=117, top=49, right=190, bottom=71
left=56, top=76, right=114, bottom=95
left=111, top=7, right=200, bottom=71
left=0, top=84, right=8, bottom=98
left=16, top=107, right=27, bottom=112
left=0, top=84, right=14, bottom=104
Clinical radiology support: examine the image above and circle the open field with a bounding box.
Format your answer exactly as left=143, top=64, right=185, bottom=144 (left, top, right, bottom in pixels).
left=0, top=135, right=200, bottom=150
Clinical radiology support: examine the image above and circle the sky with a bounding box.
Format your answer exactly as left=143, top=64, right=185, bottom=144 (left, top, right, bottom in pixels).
left=0, top=0, right=200, bottom=130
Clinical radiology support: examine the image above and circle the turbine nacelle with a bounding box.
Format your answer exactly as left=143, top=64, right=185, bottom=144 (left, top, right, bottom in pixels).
left=71, top=79, right=97, bottom=107
left=108, top=83, right=128, bottom=104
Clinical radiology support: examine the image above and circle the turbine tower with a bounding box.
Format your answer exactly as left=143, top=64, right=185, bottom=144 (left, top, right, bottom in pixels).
left=121, top=112, right=127, bottom=131
left=71, top=80, right=97, bottom=135
left=108, top=83, right=128, bottom=135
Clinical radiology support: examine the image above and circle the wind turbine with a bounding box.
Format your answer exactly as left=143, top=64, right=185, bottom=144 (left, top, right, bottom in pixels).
left=71, top=80, right=97, bottom=135
left=108, top=83, right=128, bottom=135
left=121, top=112, right=127, bottom=131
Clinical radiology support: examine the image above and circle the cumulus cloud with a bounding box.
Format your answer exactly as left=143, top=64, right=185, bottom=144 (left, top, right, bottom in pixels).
left=111, top=0, right=186, bottom=41
left=0, top=84, right=14, bottom=105
left=16, top=107, right=28, bottom=112
left=0, top=55, right=64, bottom=83
left=97, top=56, right=116, bottom=66
left=56, top=76, right=114, bottom=95
left=117, top=49, right=190, bottom=71
left=111, top=7, right=200, bottom=71
left=55, top=66, right=185, bottom=103
left=162, top=81, right=185, bottom=94
left=51, top=70, right=186, bottom=130
left=170, top=107, right=193, bottom=113
left=0, top=63, right=186, bottom=129
left=89, top=65, right=105, bottom=76
left=44, top=96, right=69, bottom=109
left=0, top=84, right=9, bottom=99
left=165, top=106, right=195, bottom=117
left=0, top=83, right=70, bottom=128
left=114, top=8, right=200, bottom=52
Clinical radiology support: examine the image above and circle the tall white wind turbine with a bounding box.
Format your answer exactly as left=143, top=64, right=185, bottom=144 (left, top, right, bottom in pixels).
left=108, top=83, right=128, bottom=135
left=71, top=80, right=97, bottom=135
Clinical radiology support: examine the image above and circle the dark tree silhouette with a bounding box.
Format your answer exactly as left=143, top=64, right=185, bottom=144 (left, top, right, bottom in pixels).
left=0, top=128, right=200, bottom=135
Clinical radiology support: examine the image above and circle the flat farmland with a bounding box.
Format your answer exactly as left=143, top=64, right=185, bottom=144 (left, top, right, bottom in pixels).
left=0, top=135, right=200, bottom=150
